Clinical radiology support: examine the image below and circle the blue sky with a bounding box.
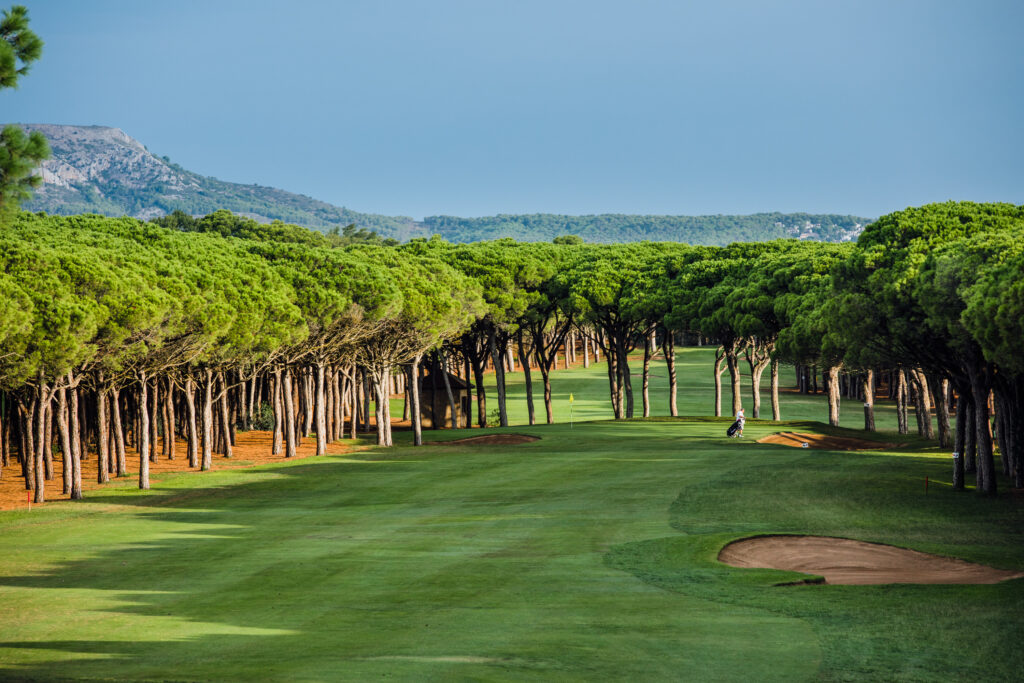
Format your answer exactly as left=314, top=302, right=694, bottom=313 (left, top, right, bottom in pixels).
left=4, top=0, right=1022, bottom=219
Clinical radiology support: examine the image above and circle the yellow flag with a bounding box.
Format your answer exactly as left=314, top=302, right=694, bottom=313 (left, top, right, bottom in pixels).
left=569, top=393, right=574, bottom=403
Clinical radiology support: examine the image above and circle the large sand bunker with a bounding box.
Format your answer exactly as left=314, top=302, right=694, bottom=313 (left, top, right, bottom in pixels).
left=430, top=434, right=540, bottom=446
left=719, top=535, right=1024, bottom=585
left=757, top=431, right=903, bottom=451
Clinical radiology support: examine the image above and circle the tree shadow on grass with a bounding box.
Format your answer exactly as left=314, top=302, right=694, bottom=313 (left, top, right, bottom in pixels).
left=0, top=457, right=460, bottom=681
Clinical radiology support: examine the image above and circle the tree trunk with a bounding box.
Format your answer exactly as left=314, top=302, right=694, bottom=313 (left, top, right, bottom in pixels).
left=283, top=368, right=297, bottom=458
left=967, top=364, right=996, bottom=495
left=770, top=359, right=781, bottom=421
left=57, top=387, right=72, bottom=495
left=314, top=362, right=327, bottom=455
left=713, top=348, right=726, bottom=417
left=138, top=373, right=150, bottom=490
left=111, top=388, right=127, bottom=475
left=641, top=332, right=652, bottom=418
left=583, top=333, right=591, bottom=368
left=538, top=355, right=553, bottom=424
left=619, top=338, right=634, bottom=418
left=96, top=381, right=110, bottom=484
left=271, top=369, right=283, bottom=454
left=952, top=386, right=967, bottom=491
left=33, top=381, right=49, bottom=503
left=863, top=369, right=876, bottom=431
left=910, top=370, right=934, bottom=439
left=43, top=401, right=53, bottom=480
left=490, top=334, right=509, bottom=427
left=164, top=377, right=176, bottom=460
left=201, top=368, right=214, bottom=469
left=896, top=369, right=909, bottom=435
left=69, top=383, right=83, bottom=499
left=184, top=376, right=199, bottom=467
left=726, top=347, right=741, bottom=418
left=927, top=374, right=951, bottom=448
left=439, top=349, right=458, bottom=429
left=748, top=355, right=770, bottom=420
left=662, top=332, right=678, bottom=417
left=516, top=331, right=536, bottom=425
left=149, top=376, right=159, bottom=463
left=218, top=372, right=233, bottom=459
left=410, top=356, right=423, bottom=446
left=827, top=365, right=841, bottom=427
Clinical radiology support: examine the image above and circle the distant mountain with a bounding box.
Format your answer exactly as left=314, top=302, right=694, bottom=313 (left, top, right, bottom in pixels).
left=18, top=124, right=418, bottom=238
left=16, top=124, right=873, bottom=244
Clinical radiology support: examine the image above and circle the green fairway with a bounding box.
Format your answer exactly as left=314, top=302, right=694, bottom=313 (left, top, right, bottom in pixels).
left=1, top=352, right=1022, bottom=681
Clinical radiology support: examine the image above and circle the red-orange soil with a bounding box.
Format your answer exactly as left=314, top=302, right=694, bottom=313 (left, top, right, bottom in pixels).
left=429, top=434, right=540, bottom=446
left=757, top=431, right=903, bottom=451
left=718, top=535, right=1024, bottom=585
left=0, top=430, right=356, bottom=512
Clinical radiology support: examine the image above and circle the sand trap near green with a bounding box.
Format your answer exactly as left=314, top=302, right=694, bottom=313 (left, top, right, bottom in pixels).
left=719, top=535, right=1024, bottom=585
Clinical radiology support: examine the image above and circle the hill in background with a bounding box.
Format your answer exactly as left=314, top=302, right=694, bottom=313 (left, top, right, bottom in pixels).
left=17, top=124, right=872, bottom=244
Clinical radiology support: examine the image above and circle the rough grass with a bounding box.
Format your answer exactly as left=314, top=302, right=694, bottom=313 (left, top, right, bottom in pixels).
left=0, top=351, right=1020, bottom=681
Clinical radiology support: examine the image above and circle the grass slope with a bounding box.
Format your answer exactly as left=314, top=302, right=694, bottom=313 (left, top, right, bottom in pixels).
left=0, top=350, right=1021, bottom=681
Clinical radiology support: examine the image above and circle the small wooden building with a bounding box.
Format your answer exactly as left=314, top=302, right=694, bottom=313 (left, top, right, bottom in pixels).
left=419, top=369, right=471, bottom=428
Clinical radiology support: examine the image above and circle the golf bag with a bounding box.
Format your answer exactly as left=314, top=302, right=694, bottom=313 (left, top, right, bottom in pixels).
left=726, top=419, right=743, bottom=437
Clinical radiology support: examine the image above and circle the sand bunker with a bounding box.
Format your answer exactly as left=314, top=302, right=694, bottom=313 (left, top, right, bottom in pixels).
left=719, top=535, right=1024, bottom=585
left=757, top=431, right=903, bottom=451
left=430, top=434, right=540, bottom=446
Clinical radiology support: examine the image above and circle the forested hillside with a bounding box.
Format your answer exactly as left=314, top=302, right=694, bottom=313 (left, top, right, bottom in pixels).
left=16, top=124, right=871, bottom=245
left=419, top=212, right=869, bottom=244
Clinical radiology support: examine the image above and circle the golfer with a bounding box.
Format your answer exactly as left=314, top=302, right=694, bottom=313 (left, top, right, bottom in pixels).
left=735, top=408, right=745, bottom=437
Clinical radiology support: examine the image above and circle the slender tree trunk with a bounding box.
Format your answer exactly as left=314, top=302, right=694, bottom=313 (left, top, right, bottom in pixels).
left=713, top=347, right=726, bottom=417
left=111, top=389, right=127, bottom=475
left=952, top=386, right=967, bottom=491
left=97, top=382, right=110, bottom=484
left=863, top=369, right=876, bottom=431
left=349, top=364, right=358, bottom=439
left=69, top=382, right=83, bottom=499
left=910, top=370, right=933, bottom=439
left=43, top=401, right=53, bottom=480
left=315, top=362, right=327, bottom=455
left=968, top=365, right=996, bottom=495
left=827, top=365, right=841, bottom=427
left=57, top=388, right=72, bottom=495
left=373, top=367, right=391, bottom=447
left=138, top=373, right=151, bottom=490
left=770, top=359, right=781, bottom=421
left=619, top=338, right=634, bottom=418
left=201, top=368, right=214, bottom=470
left=33, top=381, right=49, bottom=503
left=148, top=376, right=159, bottom=463
left=896, top=369, right=909, bottom=435
left=410, top=356, right=423, bottom=446
left=439, top=350, right=458, bottom=429
left=516, top=331, right=536, bottom=425
left=583, top=333, right=591, bottom=368
left=184, top=376, right=199, bottom=467
left=165, top=377, right=176, bottom=460
left=642, top=333, right=652, bottom=418
left=726, top=347, right=741, bottom=417
left=662, top=332, right=678, bottom=417
left=283, top=368, right=297, bottom=457
left=927, top=374, right=951, bottom=448
left=303, top=367, right=314, bottom=440
left=218, top=373, right=233, bottom=459
left=471, top=352, right=487, bottom=428
left=490, top=335, right=509, bottom=427
left=749, top=357, right=769, bottom=419
left=272, top=369, right=284, bottom=454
